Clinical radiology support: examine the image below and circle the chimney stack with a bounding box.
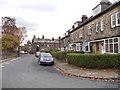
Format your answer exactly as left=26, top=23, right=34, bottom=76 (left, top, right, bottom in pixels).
left=100, top=0, right=111, bottom=11
left=58, top=36, right=61, bottom=40
left=82, top=15, right=88, bottom=22
left=52, top=37, right=54, bottom=41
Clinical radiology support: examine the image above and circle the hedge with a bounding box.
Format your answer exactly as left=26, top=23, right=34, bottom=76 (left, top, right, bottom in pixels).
left=53, top=51, right=67, bottom=61
left=53, top=51, right=84, bottom=62
left=66, top=53, right=120, bottom=69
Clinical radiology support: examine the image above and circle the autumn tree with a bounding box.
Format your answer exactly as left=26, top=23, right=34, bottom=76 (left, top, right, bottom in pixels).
left=2, top=34, right=19, bottom=51
left=2, top=17, right=27, bottom=44
left=1, top=17, right=27, bottom=52
left=16, top=27, right=27, bottom=44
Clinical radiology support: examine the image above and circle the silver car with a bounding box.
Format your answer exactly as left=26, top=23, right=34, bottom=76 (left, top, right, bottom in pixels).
left=38, top=53, right=54, bottom=65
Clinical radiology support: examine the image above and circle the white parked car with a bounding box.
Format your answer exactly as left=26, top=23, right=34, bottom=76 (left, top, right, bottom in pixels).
left=20, top=51, right=25, bottom=54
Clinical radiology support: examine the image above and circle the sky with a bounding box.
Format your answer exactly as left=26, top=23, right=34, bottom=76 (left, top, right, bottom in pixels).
left=0, top=0, right=113, bottom=43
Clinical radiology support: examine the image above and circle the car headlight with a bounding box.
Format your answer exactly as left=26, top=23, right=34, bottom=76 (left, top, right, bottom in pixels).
left=40, top=58, right=44, bottom=61
left=51, top=58, right=54, bottom=61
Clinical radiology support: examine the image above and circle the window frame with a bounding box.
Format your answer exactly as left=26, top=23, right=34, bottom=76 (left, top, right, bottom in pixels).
left=111, top=14, right=116, bottom=28
left=79, top=30, right=83, bottom=38
left=95, top=21, right=99, bottom=33
left=87, top=25, right=92, bottom=35
left=104, top=37, right=119, bottom=53
left=101, top=19, right=104, bottom=31
left=116, top=12, right=120, bottom=26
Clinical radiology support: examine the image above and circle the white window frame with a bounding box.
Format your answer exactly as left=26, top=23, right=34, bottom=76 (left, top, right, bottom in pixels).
left=111, top=14, right=116, bottom=28
left=116, top=12, right=120, bottom=26
left=104, top=37, right=119, bottom=53
left=112, top=0, right=120, bottom=3
left=80, top=43, right=83, bottom=52
left=101, top=19, right=104, bottom=31
left=83, top=42, right=90, bottom=52
left=96, top=21, right=99, bottom=32
left=93, top=4, right=101, bottom=16
left=79, top=30, right=83, bottom=38
left=76, top=43, right=80, bottom=51
left=47, top=44, right=49, bottom=47
left=88, top=25, right=92, bottom=35
left=118, top=37, right=120, bottom=53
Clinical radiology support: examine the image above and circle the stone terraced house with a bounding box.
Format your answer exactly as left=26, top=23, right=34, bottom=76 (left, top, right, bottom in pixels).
left=60, top=0, right=120, bottom=54
left=31, top=35, right=60, bottom=53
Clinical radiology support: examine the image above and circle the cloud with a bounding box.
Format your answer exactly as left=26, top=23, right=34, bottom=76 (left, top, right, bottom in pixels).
left=0, top=0, right=9, bottom=9
left=0, top=1, right=8, bottom=5
left=14, top=16, right=39, bottom=31
left=17, top=2, right=57, bottom=12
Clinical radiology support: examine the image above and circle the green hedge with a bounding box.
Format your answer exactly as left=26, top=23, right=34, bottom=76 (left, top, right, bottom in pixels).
left=53, top=51, right=67, bottom=61
left=53, top=51, right=84, bottom=61
left=66, top=53, right=120, bottom=69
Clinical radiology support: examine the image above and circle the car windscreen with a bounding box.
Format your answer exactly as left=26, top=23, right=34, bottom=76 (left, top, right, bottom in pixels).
left=41, top=54, right=52, bottom=58
left=36, top=52, right=40, bottom=54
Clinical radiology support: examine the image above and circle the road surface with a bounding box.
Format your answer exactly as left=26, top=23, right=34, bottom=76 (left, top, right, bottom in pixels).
left=2, top=55, right=119, bottom=88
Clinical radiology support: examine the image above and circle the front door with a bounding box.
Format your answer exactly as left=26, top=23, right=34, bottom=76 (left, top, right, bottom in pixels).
left=96, top=42, right=100, bottom=53
left=95, top=41, right=104, bottom=54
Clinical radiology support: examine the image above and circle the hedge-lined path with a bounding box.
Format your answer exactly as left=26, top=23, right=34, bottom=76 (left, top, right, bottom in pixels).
left=53, top=59, right=120, bottom=82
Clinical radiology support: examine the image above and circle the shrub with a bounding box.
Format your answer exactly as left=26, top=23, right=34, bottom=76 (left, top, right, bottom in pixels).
left=66, top=53, right=120, bottom=69
left=53, top=51, right=85, bottom=62
left=53, top=51, right=67, bottom=61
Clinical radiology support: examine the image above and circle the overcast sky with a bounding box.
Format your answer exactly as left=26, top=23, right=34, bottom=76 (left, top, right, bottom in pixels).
left=0, top=0, right=113, bottom=42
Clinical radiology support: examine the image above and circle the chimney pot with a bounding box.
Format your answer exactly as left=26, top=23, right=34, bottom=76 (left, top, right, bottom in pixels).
left=82, top=15, right=88, bottom=22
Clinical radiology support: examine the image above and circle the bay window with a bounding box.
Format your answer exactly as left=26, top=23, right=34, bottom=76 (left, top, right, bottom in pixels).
left=105, top=38, right=119, bottom=53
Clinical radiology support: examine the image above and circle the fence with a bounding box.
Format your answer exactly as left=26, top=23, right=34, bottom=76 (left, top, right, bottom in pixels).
left=1, top=51, right=18, bottom=60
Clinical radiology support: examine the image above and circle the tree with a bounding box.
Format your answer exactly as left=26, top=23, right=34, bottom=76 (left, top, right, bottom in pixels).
left=2, top=17, right=27, bottom=45
left=16, top=27, right=27, bottom=44
left=2, top=34, right=19, bottom=51
left=1, top=17, right=27, bottom=57
left=36, top=46, right=39, bottom=51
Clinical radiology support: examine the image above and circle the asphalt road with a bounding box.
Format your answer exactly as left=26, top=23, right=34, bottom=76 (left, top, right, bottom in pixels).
left=2, top=55, right=119, bottom=88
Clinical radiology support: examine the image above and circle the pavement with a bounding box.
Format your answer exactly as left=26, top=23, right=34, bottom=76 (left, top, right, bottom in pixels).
left=0, top=57, right=20, bottom=68
left=53, top=59, right=120, bottom=82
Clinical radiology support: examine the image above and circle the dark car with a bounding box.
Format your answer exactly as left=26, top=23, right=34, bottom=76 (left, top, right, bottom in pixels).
left=35, top=51, right=41, bottom=57
left=38, top=53, right=54, bottom=65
